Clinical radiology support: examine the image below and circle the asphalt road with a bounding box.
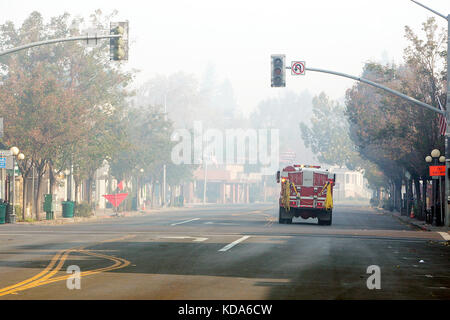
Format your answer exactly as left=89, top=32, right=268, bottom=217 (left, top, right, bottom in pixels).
left=0, top=203, right=449, bottom=300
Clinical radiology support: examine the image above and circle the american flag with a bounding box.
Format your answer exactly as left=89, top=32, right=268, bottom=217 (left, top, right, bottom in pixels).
left=438, top=97, right=447, bottom=136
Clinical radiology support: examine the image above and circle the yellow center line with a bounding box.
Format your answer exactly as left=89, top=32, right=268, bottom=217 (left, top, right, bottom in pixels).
left=0, top=249, right=75, bottom=296
left=0, top=235, right=134, bottom=297
left=0, top=249, right=65, bottom=294
left=33, top=250, right=130, bottom=287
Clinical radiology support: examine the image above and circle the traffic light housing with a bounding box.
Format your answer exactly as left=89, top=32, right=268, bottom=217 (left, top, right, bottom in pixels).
left=110, top=22, right=129, bottom=61
left=271, top=54, right=285, bottom=87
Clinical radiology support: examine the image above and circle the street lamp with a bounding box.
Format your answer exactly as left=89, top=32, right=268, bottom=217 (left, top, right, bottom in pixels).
left=426, top=149, right=445, bottom=226
left=9, top=146, right=20, bottom=223
left=431, top=149, right=441, bottom=158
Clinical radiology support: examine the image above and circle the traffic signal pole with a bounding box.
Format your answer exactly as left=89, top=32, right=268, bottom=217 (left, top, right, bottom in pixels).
left=0, top=34, right=121, bottom=57
left=301, top=67, right=443, bottom=115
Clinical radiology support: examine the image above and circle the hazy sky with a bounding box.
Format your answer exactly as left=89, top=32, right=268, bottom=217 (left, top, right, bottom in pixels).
left=1, top=0, right=449, bottom=116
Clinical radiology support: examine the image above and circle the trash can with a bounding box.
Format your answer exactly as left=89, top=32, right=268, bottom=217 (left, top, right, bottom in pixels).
left=0, top=203, right=6, bottom=224
left=62, top=201, right=75, bottom=218
left=44, top=194, right=56, bottom=220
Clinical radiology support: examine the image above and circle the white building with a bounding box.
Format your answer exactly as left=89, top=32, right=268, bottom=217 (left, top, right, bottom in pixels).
left=329, top=167, right=372, bottom=201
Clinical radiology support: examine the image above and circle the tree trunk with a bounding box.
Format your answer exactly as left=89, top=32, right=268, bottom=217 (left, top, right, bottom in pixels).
left=87, top=177, right=93, bottom=205
left=22, top=172, right=28, bottom=220
left=394, top=179, right=402, bottom=212
left=414, top=178, right=421, bottom=219
left=34, top=173, right=42, bottom=220
left=49, top=164, right=56, bottom=195
left=421, top=179, right=427, bottom=221
left=151, top=183, right=155, bottom=208
left=74, top=178, right=79, bottom=204
left=406, top=178, right=413, bottom=217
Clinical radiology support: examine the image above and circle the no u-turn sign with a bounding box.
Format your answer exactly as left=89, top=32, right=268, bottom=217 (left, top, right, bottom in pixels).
left=291, top=61, right=305, bottom=75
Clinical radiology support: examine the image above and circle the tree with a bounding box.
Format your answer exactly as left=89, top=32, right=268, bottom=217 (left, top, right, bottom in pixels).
left=0, top=11, right=134, bottom=219
left=345, top=18, right=447, bottom=213
left=300, top=92, right=361, bottom=169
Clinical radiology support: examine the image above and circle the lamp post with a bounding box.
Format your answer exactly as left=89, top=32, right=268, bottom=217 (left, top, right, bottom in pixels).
left=9, top=146, right=20, bottom=223
left=426, top=149, right=445, bottom=225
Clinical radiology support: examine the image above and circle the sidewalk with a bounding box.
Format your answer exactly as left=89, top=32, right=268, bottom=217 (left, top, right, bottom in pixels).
left=12, top=203, right=216, bottom=225
left=375, top=207, right=450, bottom=233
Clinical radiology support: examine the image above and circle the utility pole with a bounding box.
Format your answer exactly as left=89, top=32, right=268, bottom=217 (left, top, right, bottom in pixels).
left=162, top=93, right=167, bottom=207
left=410, top=0, right=450, bottom=227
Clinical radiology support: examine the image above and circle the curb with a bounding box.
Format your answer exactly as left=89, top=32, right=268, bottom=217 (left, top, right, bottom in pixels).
left=13, top=208, right=167, bottom=225
left=375, top=207, right=432, bottom=231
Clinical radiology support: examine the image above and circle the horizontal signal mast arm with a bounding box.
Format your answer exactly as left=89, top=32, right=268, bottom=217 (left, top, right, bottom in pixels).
left=0, top=34, right=121, bottom=57
left=304, top=67, right=442, bottom=115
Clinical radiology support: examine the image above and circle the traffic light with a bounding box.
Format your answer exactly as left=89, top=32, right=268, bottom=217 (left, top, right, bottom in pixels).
left=110, top=22, right=129, bottom=61
left=271, top=54, right=285, bottom=87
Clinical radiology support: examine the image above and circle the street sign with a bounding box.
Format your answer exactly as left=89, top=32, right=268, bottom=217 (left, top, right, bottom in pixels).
left=0, top=157, right=5, bottom=169
left=291, top=61, right=305, bottom=75
left=0, top=150, right=13, bottom=169
left=430, top=165, right=445, bottom=176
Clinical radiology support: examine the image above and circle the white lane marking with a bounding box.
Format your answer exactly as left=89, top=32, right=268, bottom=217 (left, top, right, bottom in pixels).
left=170, top=218, right=200, bottom=226
left=218, top=235, right=250, bottom=252
left=204, top=222, right=239, bottom=225
left=438, top=232, right=450, bottom=241
left=161, top=236, right=208, bottom=242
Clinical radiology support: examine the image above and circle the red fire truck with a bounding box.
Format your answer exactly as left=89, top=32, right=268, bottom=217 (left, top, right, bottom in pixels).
left=276, top=165, right=335, bottom=225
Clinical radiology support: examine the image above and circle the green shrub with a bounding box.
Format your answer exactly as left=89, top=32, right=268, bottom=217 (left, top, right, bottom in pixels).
left=74, top=201, right=93, bottom=217
left=14, top=204, right=22, bottom=216
left=17, top=216, right=36, bottom=222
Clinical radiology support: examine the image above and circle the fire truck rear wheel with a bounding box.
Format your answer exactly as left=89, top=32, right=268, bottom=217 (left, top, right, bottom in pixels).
left=279, top=207, right=286, bottom=224
left=327, top=212, right=333, bottom=225
left=318, top=211, right=332, bottom=226
left=279, top=207, right=291, bottom=224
